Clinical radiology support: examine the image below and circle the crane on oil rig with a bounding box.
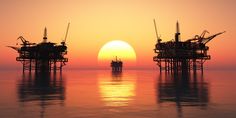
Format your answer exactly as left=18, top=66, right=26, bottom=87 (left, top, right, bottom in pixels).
left=7, top=36, right=35, bottom=51
left=17, top=36, right=36, bottom=46
left=153, top=19, right=162, bottom=43
left=199, top=31, right=225, bottom=44
left=186, top=30, right=226, bottom=44
left=61, top=23, right=70, bottom=46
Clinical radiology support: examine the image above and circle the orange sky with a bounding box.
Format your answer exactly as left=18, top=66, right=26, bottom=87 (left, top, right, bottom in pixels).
left=0, top=0, right=236, bottom=69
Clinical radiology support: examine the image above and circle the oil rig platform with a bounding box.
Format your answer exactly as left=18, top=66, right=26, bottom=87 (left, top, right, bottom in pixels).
left=153, top=20, right=225, bottom=73
left=111, top=56, right=123, bottom=72
left=8, top=24, right=70, bottom=72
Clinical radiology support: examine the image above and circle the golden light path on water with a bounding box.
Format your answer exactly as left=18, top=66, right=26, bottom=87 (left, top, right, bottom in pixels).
left=98, top=73, right=136, bottom=107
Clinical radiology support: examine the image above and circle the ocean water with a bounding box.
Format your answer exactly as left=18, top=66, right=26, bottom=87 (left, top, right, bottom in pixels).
left=0, top=70, right=236, bottom=118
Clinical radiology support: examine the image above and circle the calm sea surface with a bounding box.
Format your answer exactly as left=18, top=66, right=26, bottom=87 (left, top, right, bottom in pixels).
left=0, top=70, right=236, bottom=118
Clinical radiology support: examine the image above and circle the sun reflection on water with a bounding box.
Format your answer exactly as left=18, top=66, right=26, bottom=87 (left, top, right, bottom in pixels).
left=98, top=72, right=136, bottom=107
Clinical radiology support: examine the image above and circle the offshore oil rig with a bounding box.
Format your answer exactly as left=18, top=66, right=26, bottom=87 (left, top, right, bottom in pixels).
left=111, top=56, right=123, bottom=72
left=153, top=20, right=225, bottom=73
left=8, top=23, right=70, bottom=72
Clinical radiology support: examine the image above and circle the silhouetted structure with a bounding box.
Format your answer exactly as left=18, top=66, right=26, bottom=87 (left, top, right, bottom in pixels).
left=111, top=56, right=123, bottom=72
left=153, top=19, right=225, bottom=73
left=8, top=23, right=70, bottom=72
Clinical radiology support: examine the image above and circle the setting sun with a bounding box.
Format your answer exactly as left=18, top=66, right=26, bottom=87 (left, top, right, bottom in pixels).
left=98, top=40, right=136, bottom=68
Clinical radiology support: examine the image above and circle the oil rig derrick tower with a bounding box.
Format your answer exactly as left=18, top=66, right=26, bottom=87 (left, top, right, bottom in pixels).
left=8, top=23, right=70, bottom=72
left=153, top=19, right=225, bottom=73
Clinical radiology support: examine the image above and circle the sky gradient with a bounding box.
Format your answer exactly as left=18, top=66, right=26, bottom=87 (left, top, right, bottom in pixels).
left=0, top=0, right=235, bottom=69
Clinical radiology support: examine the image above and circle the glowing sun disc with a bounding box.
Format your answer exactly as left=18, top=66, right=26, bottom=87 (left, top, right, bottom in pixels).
left=98, top=40, right=136, bottom=66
